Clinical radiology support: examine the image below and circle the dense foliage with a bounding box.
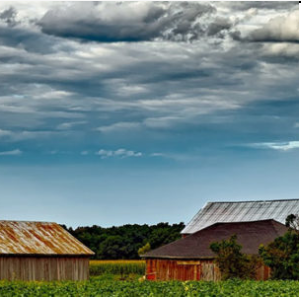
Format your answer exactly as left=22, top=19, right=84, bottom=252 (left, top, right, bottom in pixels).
left=89, top=260, right=145, bottom=276
left=138, top=243, right=151, bottom=256
left=210, top=235, right=261, bottom=280
left=0, top=278, right=298, bottom=297
left=259, top=215, right=299, bottom=280
left=64, top=222, right=185, bottom=259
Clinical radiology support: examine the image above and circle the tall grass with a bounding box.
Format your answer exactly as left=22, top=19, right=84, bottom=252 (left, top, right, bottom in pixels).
left=89, top=260, right=146, bottom=276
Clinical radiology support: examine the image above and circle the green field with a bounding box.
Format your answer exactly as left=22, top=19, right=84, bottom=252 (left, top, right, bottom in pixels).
left=90, top=260, right=145, bottom=276
left=0, top=278, right=298, bottom=297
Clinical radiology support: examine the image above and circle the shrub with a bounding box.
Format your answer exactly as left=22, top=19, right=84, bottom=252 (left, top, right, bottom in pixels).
left=259, top=216, right=299, bottom=280
left=210, top=235, right=261, bottom=280
left=138, top=243, right=151, bottom=256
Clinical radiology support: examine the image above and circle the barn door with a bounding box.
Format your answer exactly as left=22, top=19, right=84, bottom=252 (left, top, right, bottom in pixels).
left=200, top=261, right=221, bottom=281
left=176, top=261, right=200, bottom=281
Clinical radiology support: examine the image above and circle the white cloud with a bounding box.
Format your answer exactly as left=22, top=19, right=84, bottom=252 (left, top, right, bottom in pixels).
left=249, top=10, right=299, bottom=42
left=0, top=129, right=13, bottom=137
left=0, top=149, right=22, bottom=156
left=57, top=121, right=86, bottom=130
left=81, top=150, right=89, bottom=155
left=248, top=141, right=299, bottom=151
left=96, top=122, right=141, bottom=133
left=96, top=148, right=142, bottom=158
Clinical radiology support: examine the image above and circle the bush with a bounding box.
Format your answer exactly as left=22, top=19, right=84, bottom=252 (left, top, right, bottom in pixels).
left=259, top=214, right=299, bottom=280
left=138, top=243, right=151, bottom=256
left=259, top=231, right=298, bottom=280
left=210, top=235, right=261, bottom=280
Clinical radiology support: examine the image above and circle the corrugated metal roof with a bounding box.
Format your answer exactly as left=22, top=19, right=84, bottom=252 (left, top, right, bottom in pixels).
left=0, top=221, right=94, bottom=256
left=182, top=199, right=299, bottom=234
left=143, top=220, right=288, bottom=259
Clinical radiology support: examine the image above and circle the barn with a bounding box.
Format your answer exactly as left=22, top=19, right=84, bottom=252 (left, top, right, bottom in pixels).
left=142, top=219, right=288, bottom=281
left=0, top=221, right=94, bottom=281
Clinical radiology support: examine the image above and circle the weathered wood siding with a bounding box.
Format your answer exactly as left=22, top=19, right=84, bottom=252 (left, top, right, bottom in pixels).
left=0, top=256, right=90, bottom=281
left=146, top=259, right=270, bottom=281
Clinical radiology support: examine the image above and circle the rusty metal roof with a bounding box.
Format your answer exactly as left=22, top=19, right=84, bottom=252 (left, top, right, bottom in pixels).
left=0, top=221, right=94, bottom=256
left=143, top=220, right=288, bottom=259
left=182, top=199, right=299, bottom=234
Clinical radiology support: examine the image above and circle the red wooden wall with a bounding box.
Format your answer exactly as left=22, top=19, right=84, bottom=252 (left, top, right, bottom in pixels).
left=145, top=259, right=270, bottom=281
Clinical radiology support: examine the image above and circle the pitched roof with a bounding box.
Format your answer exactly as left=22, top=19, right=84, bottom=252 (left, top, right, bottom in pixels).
left=142, top=220, right=288, bottom=259
left=0, top=221, right=94, bottom=256
left=182, top=199, right=299, bottom=234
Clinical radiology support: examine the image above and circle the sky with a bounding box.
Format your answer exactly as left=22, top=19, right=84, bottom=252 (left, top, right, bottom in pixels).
left=0, top=1, right=299, bottom=228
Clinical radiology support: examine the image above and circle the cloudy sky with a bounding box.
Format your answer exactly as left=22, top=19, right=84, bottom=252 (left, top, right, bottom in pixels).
left=0, top=1, right=298, bottom=228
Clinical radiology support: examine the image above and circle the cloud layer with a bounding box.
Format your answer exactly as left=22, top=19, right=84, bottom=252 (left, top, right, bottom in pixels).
left=0, top=1, right=298, bottom=160
left=247, top=141, right=299, bottom=151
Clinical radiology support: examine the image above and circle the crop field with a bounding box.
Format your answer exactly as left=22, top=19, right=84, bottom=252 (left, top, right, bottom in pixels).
left=89, top=260, right=146, bottom=276
left=0, top=278, right=298, bottom=297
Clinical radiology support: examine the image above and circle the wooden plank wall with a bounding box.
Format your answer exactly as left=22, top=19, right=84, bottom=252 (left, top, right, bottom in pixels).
left=0, top=256, right=90, bottom=281
left=146, top=259, right=204, bottom=281
left=146, top=259, right=269, bottom=281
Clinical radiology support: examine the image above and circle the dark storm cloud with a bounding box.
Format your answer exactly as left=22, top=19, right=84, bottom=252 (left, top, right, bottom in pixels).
left=0, top=25, right=64, bottom=54
left=37, top=2, right=232, bottom=42
left=223, top=1, right=298, bottom=11
left=206, top=17, right=232, bottom=37
left=0, top=6, right=17, bottom=26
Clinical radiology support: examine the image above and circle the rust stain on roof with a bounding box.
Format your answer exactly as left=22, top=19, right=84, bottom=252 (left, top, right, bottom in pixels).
left=0, top=221, right=94, bottom=256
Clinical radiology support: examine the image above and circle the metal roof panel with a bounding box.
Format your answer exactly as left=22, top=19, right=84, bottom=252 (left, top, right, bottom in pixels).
left=0, top=221, right=94, bottom=256
left=181, top=199, right=299, bottom=234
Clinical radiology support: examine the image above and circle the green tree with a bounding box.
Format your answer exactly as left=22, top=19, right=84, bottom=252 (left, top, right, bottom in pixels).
left=285, top=214, right=299, bottom=233
left=259, top=215, right=299, bottom=280
left=97, top=236, right=125, bottom=259
left=210, top=235, right=261, bottom=280
left=138, top=242, right=151, bottom=256
left=69, top=222, right=185, bottom=259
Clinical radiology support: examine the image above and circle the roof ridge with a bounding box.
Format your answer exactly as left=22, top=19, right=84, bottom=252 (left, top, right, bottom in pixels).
left=0, top=220, right=56, bottom=224
left=210, top=219, right=276, bottom=226
left=207, top=198, right=298, bottom=204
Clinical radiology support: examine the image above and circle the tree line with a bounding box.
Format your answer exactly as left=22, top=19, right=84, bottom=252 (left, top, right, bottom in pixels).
left=63, top=222, right=185, bottom=259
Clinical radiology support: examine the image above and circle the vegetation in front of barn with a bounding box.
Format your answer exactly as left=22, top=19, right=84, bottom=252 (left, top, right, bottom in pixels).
left=259, top=214, right=299, bottom=280
left=0, top=279, right=298, bottom=297
left=210, top=214, right=299, bottom=281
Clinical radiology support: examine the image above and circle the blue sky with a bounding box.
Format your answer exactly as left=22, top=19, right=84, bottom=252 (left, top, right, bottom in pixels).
left=0, top=2, right=298, bottom=228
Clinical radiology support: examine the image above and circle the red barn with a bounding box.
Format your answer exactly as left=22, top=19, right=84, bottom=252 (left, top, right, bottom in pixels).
left=142, top=220, right=287, bottom=281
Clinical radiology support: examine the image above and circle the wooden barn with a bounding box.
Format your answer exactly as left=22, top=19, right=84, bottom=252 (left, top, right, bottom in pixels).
left=0, top=221, right=94, bottom=281
left=142, top=219, right=288, bottom=281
